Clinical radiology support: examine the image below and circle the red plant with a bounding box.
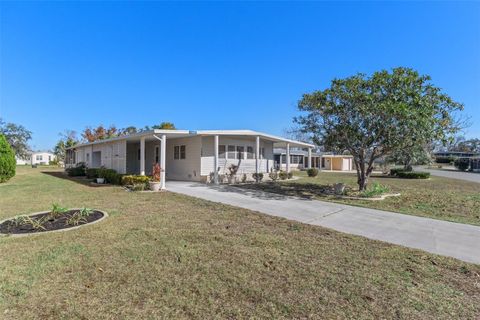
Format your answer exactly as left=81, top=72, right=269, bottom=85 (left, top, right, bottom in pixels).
left=152, top=163, right=161, bottom=182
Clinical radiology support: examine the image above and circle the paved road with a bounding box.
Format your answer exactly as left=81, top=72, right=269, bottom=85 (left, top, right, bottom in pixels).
left=414, top=166, right=480, bottom=184
left=167, top=181, right=480, bottom=265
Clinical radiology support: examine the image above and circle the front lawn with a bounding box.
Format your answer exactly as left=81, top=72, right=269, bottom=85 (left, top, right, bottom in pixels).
left=240, top=171, right=480, bottom=226
left=0, top=167, right=479, bottom=319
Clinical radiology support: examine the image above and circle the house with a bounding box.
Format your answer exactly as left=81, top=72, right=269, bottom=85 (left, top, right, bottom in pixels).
left=66, top=129, right=315, bottom=189
left=16, top=155, right=31, bottom=165
left=16, top=152, right=56, bottom=166
left=31, top=151, right=56, bottom=165
left=434, top=151, right=480, bottom=163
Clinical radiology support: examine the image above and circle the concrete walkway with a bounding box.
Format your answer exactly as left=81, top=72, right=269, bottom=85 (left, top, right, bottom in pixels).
left=167, top=181, right=480, bottom=265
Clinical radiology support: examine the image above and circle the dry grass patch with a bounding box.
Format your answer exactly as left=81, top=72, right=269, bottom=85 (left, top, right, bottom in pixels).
left=0, top=167, right=479, bottom=319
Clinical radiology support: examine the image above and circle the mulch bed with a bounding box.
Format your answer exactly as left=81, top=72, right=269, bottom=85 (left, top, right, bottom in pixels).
left=0, top=210, right=104, bottom=235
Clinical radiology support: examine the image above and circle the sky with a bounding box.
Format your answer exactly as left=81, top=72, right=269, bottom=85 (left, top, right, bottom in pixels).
left=0, top=1, right=479, bottom=151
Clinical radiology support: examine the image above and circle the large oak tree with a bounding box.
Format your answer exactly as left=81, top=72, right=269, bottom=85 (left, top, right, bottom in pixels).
left=295, top=68, right=463, bottom=190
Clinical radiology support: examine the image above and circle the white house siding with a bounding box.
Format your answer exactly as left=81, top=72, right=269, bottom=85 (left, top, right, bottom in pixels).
left=31, top=152, right=55, bottom=165
left=75, top=141, right=126, bottom=173
left=200, top=136, right=273, bottom=177
left=165, top=136, right=202, bottom=181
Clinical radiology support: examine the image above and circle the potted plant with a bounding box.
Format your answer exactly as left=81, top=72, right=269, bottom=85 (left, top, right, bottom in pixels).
left=227, top=164, right=239, bottom=184
left=149, top=163, right=162, bottom=191
left=96, top=167, right=106, bottom=184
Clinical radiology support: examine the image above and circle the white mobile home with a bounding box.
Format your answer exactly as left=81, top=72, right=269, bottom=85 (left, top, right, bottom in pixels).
left=66, top=129, right=314, bottom=189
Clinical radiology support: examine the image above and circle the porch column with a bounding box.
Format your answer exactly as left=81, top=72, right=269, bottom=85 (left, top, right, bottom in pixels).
left=140, top=136, right=145, bottom=175
left=308, top=147, right=312, bottom=169
left=255, top=136, right=260, bottom=176
left=214, top=135, right=219, bottom=184
left=160, top=134, right=166, bottom=190
left=286, top=143, right=290, bottom=173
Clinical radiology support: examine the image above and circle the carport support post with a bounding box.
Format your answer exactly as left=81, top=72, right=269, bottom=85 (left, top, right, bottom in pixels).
left=140, top=136, right=145, bottom=176
left=308, top=147, right=312, bottom=169
left=214, top=135, right=219, bottom=184
left=160, top=134, right=166, bottom=190
left=255, top=136, right=260, bottom=178
left=286, top=143, right=290, bottom=173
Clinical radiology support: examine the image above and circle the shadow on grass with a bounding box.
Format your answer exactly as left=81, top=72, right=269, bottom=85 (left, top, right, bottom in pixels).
left=234, top=182, right=338, bottom=200
left=41, top=171, right=111, bottom=188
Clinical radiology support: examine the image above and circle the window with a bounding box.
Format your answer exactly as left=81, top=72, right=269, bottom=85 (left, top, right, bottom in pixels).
left=86, top=153, right=90, bottom=163
left=137, top=149, right=141, bottom=160
left=36, top=155, right=42, bottom=161
left=48, top=155, right=51, bottom=161
left=155, top=146, right=159, bottom=163
left=174, top=145, right=186, bottom=160
left=246, top=146, right=254, bottom=159
left=227, top=145, right=236, bottom=159
left=261, top=147, right=265, bottom=159
left=180, top=145, right=186, bottom=159
left=219, top=145, right=226, bottom=159
left=236, top=146, right=245, bottom=160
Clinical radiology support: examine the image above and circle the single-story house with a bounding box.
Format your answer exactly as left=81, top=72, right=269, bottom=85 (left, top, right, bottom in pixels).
left=471, top=157, right=480, bottom=172
left=66, top=129, right=315, bottom=189
left=16, top=152, right=56, bottom=165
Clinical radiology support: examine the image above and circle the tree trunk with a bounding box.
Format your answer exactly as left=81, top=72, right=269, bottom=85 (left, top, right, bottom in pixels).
left=358, top=174, right=368, bottom=191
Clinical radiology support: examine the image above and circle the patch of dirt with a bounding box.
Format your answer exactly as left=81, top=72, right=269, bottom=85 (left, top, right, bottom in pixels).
left=0, top=210, right=104, bottom=235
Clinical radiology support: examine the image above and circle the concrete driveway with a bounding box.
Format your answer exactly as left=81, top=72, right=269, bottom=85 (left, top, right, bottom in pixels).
left=414, top=166, right=480, bottom=183
left=167, top=181, right=480, bottom=265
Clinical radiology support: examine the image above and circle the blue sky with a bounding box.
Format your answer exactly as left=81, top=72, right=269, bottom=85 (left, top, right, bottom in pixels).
left=1, top=1, right=479, bottom=150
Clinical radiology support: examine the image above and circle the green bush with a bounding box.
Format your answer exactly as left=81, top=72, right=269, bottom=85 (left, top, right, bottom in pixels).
left=454, top=158, right=470, bottom=172
left=397, top=171, right=430, bottom=179
left=121, top=175, right=150, bottom=186
left=66, top=162, right=86, bottom=177
left=389, top=167, right=413, bottom=176
left=268, top=171, right=279, bottom=181
left=252, top=172, right=263, bottom=182
left=99, top=168, right=122, bottom=185
left=306, top=168, right=319, bottom=177
left=287, top=172, right=293, bottom=179
left=0, top=134, right=16, bottom=183
left=360, top=182, right=390, bottom=198
left=279, top=171, right=288, bottom=180
left=86, top=168, right=100, bottom=179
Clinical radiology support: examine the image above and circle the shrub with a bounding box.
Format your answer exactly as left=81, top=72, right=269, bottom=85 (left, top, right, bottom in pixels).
left=269, top=171, right=279, bottom=181
left=241, top=174, right=247, bottom=183
left=279, top=171, right=288, bottom=180
left=306, top=168, right=319, bottom=177
left=252, top=172, right=263, bottom=182
left=287, top=172, right=293, bottom=179
left=360, top=182, right=390, bottom=198
left=0, top=134, right=15, bottom=183
left=396, top=171, right=430, bottom=179
left=389, top=167, right=412, bottom=176
left=86, top=168, right=100, bottom=179
left=66, top=162, right=86, bottom=177
left=121, top=175, right=150, bottom=186
left=454, top=158, right=470, bottom=172
left=100, top=168, right=122, bottom=185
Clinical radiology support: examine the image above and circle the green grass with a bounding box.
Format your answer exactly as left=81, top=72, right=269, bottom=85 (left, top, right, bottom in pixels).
left=240, top=171, right=480, bottom=226
left=0, top=167, right=479, bottom=319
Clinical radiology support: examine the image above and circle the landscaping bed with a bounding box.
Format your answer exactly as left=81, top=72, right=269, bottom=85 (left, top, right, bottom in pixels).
left=0, top=207, right=105, bottom=235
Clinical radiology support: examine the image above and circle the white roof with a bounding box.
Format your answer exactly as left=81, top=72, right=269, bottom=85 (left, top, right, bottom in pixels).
left=68, top=129, right=314, bottom=149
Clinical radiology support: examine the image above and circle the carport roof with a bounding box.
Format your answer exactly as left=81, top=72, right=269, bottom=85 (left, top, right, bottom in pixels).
left=67, top=129, right=315, bottom=149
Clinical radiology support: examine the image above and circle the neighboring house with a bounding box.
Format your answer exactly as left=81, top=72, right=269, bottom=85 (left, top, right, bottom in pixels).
left=16, top=155, right=31, bottom=165
left=471, top=157, right=480, bottom=172
left=434, top=151, right=480, bottom=163
left=31, top=151, right=56, bottom=165
left=321, top=154, right=354, bottom=171
left=66, top=129, right=315, bottom=189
